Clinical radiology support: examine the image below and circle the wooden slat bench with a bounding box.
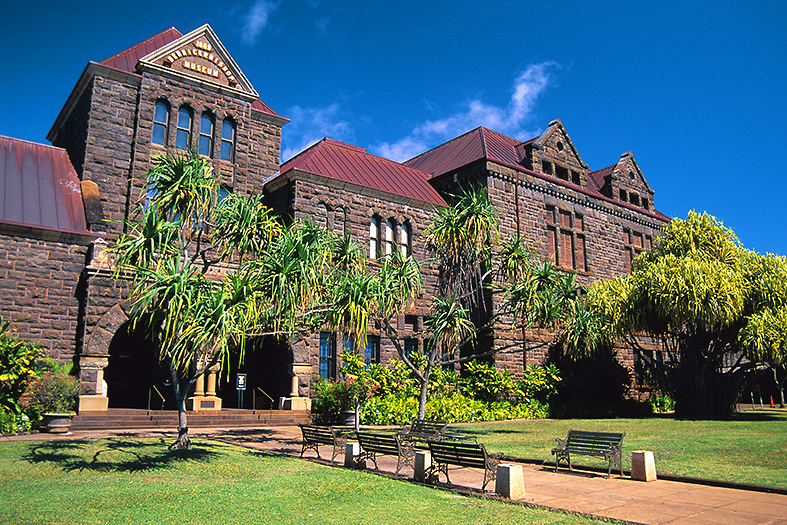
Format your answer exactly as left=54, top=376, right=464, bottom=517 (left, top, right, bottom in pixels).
left=299, top=424, right=354, bottom=462
left=400, top=419, right=448, bottom=442
left=355, top=430, right=416, bottom=475
left=551, top=429, right=626, bottom=478
left=426, top=439, right=502, bottom=491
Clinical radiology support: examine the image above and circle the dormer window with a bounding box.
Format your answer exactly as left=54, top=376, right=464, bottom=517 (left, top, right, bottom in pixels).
left=620, top=189, right=627, bottom=202
left=630, top=193, right=640, bottom=207
left=642, top=198, right=650, bottom=210
left=571, top=171, right=581, bottom=185
left=542, top=161, right=552, bottom=175
left=555, top=165, right=569, bottom=181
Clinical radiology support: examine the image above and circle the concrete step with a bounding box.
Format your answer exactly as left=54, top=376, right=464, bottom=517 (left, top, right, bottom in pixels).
left=72, top=409, right=311, bottom=431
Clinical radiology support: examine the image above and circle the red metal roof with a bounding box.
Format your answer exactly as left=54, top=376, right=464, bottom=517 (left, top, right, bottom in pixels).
left=99, top=27, right=183, bottom=74
left=404, top=126, right=670, bottom=222
left=0, top=136, right=90, bottom=235
left=281, top=139, right=447, bottom=207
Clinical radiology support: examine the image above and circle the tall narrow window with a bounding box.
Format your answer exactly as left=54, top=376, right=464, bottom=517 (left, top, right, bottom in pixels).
left=365, top=336, right=380, bottom=365
left=546, top=206, right=587, bottom=272
left=221, top=119, right=235, bottom=161
left=369, top=216, right=380, bottom=259
left=404, top=339, right=418, bottom=361
left=385, top=219, right=395, bottom=256
left=399, top=222, right=411, bottom=256
left=319, top=333, right=336, bottom=379
left=176, top=107, right=192, bottom=151
left=152, top=100, right=169, bottom=146
left=199, top=113, right=214, bottom=157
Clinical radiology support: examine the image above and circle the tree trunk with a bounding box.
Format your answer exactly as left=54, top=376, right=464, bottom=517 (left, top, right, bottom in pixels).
left=671, top=351, right=739, bottom=417
left=169, top=367, right=191, bottom=450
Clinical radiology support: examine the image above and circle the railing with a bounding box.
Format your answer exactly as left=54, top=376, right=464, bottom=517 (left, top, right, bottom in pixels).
left=148, top=385, right=166, bottom=411
left=255, top=387, right=274, bottom=420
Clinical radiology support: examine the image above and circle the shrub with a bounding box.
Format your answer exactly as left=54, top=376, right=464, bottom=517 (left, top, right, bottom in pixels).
left=0, top=317, right=44, bottom=416
left=21, top=368, right=78, bottom=427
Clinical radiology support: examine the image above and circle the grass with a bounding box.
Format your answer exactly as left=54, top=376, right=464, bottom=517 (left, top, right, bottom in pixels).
left=451, top=409, right=787, bottom=489
left=0, top=437, right=612, bottom=525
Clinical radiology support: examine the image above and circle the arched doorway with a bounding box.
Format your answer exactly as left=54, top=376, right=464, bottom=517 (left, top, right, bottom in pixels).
left=105, top=322, right=175, bottom=409
left=219, top=338, right=292, bottom=409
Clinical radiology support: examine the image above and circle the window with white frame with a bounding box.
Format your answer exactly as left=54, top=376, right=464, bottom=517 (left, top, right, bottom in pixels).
left=176, top=106, right=192, bottom=151
left=199, top=112, right=214, bottom=157
left=152, top=100, right=169, bottom=146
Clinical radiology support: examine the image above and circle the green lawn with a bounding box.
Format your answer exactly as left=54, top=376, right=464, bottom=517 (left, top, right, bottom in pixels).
left=451, top=409, right=787, bottom=489
left=0, top=437, right=610, bottom=525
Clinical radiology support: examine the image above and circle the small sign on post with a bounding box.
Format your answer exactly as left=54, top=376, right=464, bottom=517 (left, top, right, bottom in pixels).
left=236, top=373, right=247, bottom=408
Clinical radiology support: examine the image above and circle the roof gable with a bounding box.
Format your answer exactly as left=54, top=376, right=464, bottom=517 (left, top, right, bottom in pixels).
left=138, top=24, right=258, bottom=98
left=280, top=139, right=446, bottom=207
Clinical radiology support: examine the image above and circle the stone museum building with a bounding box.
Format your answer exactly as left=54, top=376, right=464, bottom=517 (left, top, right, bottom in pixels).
left=0, top=24, right=668, bottom=415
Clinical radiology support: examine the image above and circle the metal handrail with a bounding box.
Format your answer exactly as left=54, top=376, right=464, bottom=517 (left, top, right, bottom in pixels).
left=255, top=387, right=274, bottom=419
left=149, top=385, right=166, bottom=411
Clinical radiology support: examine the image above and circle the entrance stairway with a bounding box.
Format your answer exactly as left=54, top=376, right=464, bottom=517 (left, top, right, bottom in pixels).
left=72, top=409, right=311, bottom=431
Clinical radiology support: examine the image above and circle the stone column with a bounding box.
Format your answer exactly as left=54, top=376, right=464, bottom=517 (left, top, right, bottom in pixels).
left=187, top=364, right=221, bottom=411
left=77, top=355, right=109, bottom=412
left=279, top=363, right=312, bottom=411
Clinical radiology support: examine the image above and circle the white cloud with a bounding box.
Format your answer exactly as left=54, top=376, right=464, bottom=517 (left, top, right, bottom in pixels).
left=372, top=62, right=560, bottom=161
left=281, top=103, right=355, bottom=162
left=242, top=0, right=280, bottom=45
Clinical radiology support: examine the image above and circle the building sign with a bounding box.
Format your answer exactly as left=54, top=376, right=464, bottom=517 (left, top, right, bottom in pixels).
left=163, top=40, right=237, bottom=86
left=236, top=373, right=247, bottom=391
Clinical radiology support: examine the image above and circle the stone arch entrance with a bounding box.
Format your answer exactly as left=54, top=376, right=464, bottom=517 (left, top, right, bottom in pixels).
left=219, top=338, right=293, bottom=409
left=105, top=321, right=174, bottom=409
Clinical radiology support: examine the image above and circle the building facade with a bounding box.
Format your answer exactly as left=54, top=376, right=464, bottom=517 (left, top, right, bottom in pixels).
left=0, top=24, right=668, bottom=414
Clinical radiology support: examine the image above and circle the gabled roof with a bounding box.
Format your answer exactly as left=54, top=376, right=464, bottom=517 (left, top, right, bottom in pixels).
left=0, top=136, right=95, bottom=240
left=404, top=126, right=669, bottom=222
left=279, top=139, right=447, bottom=207
left=100, top=27, right=183, bottom=73
left=96, top=26, right=283, bottom=121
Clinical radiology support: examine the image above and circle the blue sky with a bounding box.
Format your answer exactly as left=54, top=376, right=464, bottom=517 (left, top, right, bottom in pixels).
left=2, top=1, right=786, bottom=255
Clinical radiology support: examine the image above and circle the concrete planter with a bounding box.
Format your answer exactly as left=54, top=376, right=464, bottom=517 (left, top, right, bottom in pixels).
left=41, top=413, right=74, bottom=434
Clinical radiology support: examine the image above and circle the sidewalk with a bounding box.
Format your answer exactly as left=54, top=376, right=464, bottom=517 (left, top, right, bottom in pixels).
left=4, top=425, right=787, bottom=525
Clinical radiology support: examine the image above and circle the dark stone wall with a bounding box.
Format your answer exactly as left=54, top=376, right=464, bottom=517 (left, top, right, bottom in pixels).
left=0, top=235, right=89, bottom=363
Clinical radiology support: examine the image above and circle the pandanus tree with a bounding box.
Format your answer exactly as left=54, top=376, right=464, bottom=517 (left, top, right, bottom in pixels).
left=110, top=152, right=339, bottom=449
left=586, top=211, right=787, bottom=417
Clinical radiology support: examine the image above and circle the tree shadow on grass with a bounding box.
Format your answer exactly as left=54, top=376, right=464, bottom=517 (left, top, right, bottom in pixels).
left=22, top=437, right=222, bottom=473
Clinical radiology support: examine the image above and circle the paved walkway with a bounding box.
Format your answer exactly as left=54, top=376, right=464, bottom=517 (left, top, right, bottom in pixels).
left=4, top=425, right=787, bottom=525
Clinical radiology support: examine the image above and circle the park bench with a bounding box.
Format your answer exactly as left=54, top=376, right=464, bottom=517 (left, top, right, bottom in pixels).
left=551, top=429, right=626, bottom=478
left=299, top=424, right=355, bottom=462
left=399, top=418, right=448, bottom=442
left=355, top=430, right=417, bottom=475
left=426, top=439, right=502, bottom=491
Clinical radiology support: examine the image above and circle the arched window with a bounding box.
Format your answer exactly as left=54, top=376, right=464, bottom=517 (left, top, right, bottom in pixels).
left=176, top=107, right=192, bottom=151
left=152, top=100, right=169, bottom=146
left=369, top=216, right=380, bottom=259
left=221, top=119, right=235, bottom=161
left=399, top=222, right=411, bottom=256
left=199, top=112, right=214, bottom=157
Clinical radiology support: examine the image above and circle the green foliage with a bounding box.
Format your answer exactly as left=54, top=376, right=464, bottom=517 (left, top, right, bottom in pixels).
left=0, top=317, right=43, bottom=416
left=587, top=211, right=787, bottom=417
left=0, top=410, right=30, bottom=434
left=649, top=394, right=676, bottom=413
left=516, top=363, right=562, bottom=404
left=315, top=356, right=558, bottom=425
left=21, top=369, right=78, bottom=424
left=462, top=360, right=515, bottom=403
